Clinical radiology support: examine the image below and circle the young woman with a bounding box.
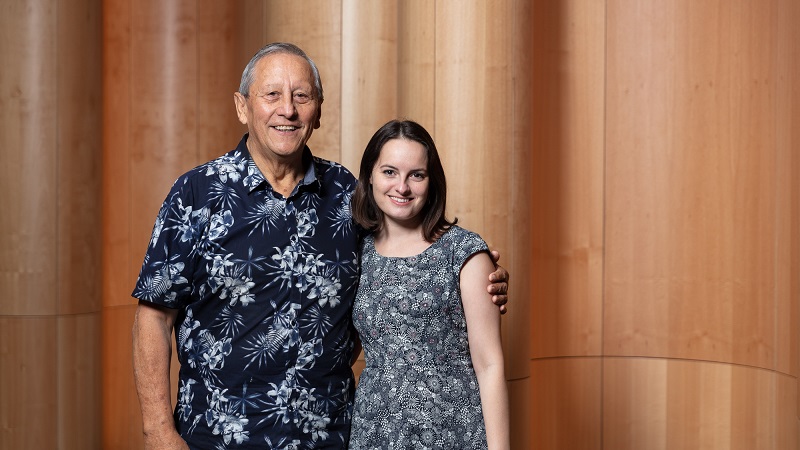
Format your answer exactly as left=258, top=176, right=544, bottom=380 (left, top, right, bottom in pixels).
left=349, top=120, right=510, bottom=449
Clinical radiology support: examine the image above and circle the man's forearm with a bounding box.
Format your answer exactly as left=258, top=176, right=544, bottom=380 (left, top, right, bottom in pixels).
left=132, top=303, right=181, bottom=443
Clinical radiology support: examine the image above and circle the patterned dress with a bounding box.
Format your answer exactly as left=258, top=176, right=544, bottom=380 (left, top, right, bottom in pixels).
left=350, top=226, right=489, bottom=449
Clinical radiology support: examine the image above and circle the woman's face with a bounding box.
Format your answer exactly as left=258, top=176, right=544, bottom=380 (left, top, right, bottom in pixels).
left=370, top=138, right=430, bottom=229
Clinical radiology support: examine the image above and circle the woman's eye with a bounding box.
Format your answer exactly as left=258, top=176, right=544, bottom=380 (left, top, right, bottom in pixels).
left=383, top=169, right=395, bottom=176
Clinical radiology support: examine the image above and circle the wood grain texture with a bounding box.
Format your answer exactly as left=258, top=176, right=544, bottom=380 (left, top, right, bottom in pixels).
left=0, top=0, right=58, bottom=315
left=604, top=0, right=790, bottom=371
left=196, top=0, right=252, bottom=162
left=434, top=1, right=488, bottom=232
left=530, top=0, right=605, bottom=359
left=603, top=358, right=797, bottom=450
left=56, top=0, right=103, bottom=315
left=530, top=357, right=603, bottom=449
left=0, top=317, right=58, bottom=449
left=507, top=377, right=531, bottom=450
left=775, top=0, right=800, bottom=379
left=102, top=306, right=143, bottom=448
left=340, top=0, right=398, bottom=174
left=102, top=0, right=135, bottom=309
left=58, top=314, right=102, bottom=449
left=397, top=0, right=436, bottom=127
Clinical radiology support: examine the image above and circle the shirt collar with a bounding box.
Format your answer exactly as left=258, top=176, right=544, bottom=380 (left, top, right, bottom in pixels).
left=236, top=133, right=322, bottom=195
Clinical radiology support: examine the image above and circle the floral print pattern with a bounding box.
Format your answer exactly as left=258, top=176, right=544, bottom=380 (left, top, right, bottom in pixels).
left=350, top=226, right=490, bottom=449
left=133, top=134, right=360, bottom=449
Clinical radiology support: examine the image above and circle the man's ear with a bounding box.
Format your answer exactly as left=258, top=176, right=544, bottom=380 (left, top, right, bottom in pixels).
left=314, top=103, right=322, bottom=129
left=234, top=92, right=248, bottom=125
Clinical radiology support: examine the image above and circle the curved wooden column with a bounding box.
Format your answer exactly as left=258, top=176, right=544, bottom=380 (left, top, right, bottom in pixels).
left=0, top=0, right=102, bottom=448
left=101, top=1, right=251, bottom=446
left=531, top=0, right=799, bottom=448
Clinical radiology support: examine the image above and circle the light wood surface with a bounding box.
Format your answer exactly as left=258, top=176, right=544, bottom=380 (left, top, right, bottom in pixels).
left=603, top=357, right=797, bottom=449
left=57, top=314, right=102, bottom=449
left=603, top=0, right=794, bottom=371
left=340, top=0, right=399, bottom=174
left=1, top=1, right=103, bottom=449
left=0, top=317, right=58, bottom=449
left=530, top=0, right=606, bottom=360
left=530, top=357, right=603, bottom=449
left=0, top=0, right=58, bottom=315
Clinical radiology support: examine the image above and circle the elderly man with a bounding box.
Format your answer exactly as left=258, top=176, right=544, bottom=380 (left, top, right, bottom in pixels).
left=132, top=42, right=508, bottom=449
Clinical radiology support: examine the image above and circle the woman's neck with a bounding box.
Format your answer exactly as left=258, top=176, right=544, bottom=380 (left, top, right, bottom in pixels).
left=373, top=222, right=430, bottom=257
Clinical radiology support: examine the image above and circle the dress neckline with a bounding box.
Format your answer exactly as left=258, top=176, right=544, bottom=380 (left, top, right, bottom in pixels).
left=367, top=227, right=455, bottom=259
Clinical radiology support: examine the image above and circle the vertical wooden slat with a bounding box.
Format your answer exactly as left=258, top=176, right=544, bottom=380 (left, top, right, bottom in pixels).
left=0, top=318, right=58, bottom=449
left=604, top=0, right=780, bottom=369
left=530, top=0, right=606, bottom=361
left=435, top=1, right=487, bottom=230
left=102, top=306, right=142, bottom=448
left=57, top=0, right=103, bottom=316
left=197, top=0, right=252, bottom=161
left=0, top=0, right=58, bottom=316
left=2, top=0, right=102, bottom=447
left=58, top=314, right=102, bottom=448
left=530, top=358, right=603, bottom=449
left=775, top=0, right=800, bottom=379
left=340, top=0, right=398, bottom=173
left=397, top=0, right=435, bottom=127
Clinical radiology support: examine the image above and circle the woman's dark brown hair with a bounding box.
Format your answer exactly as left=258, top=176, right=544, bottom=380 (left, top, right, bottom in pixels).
left=351, top=119, right=456, bottom=242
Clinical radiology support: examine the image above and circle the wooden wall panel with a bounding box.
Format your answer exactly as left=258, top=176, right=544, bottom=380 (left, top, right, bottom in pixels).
left=2, top=0, right=103, bottom=447
left=604, top=0, right=782, bottom=369
left=102, top=0, right=135, bottom=309
left=397, top=0, right=436, bottom=127
left=128, top=0, right=200, bottom=260
left=507, top=378, right=532, bottom=449
left=0, top=0, right=58, bottom=315
left=503, top=0, right=535, bottom=381
left=0, top=317, right=58, bottom=449
left=196, top=0, right=253, bottom=162
left=530, top=358, right=603, bottom=449
left=435, top=1, right=488, bottom=231
left=340, top=0, right=398, bottom=173
left=58, top=314, right=102, bottom=449
left=102, top=306, right=143, bottom=448
left=56, top=0, right=103, bottom=315
left=530, top=0, right=605, bottom=359
left=775, top=0, right=800, bottom=379
left=603, top=358, right=795, bottom=450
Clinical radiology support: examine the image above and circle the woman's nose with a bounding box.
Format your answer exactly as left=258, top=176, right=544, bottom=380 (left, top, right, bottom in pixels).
left=395, top=180, right=411, bottom=194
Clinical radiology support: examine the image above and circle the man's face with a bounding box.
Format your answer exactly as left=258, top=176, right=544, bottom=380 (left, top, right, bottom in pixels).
left=234, top=52, right=321, bottom=161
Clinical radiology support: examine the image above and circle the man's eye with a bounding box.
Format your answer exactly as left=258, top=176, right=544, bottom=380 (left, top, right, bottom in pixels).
left=294, top=93, right=311, bottom=104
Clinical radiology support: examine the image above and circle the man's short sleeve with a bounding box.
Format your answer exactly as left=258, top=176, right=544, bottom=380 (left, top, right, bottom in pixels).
left=132, top=176, right=199, bottom=309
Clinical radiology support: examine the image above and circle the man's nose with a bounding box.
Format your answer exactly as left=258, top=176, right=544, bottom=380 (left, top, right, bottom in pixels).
left=278, top=95, right=297, bottom=116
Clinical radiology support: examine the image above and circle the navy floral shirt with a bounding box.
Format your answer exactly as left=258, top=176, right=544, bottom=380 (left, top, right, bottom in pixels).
left=133, top=134, right=361, bottom=449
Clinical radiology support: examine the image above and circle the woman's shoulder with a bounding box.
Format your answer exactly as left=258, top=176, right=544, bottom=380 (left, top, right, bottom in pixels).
left=439, top=226, right=489, bottom=262
left=443, top=225, right=486, bottom=245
